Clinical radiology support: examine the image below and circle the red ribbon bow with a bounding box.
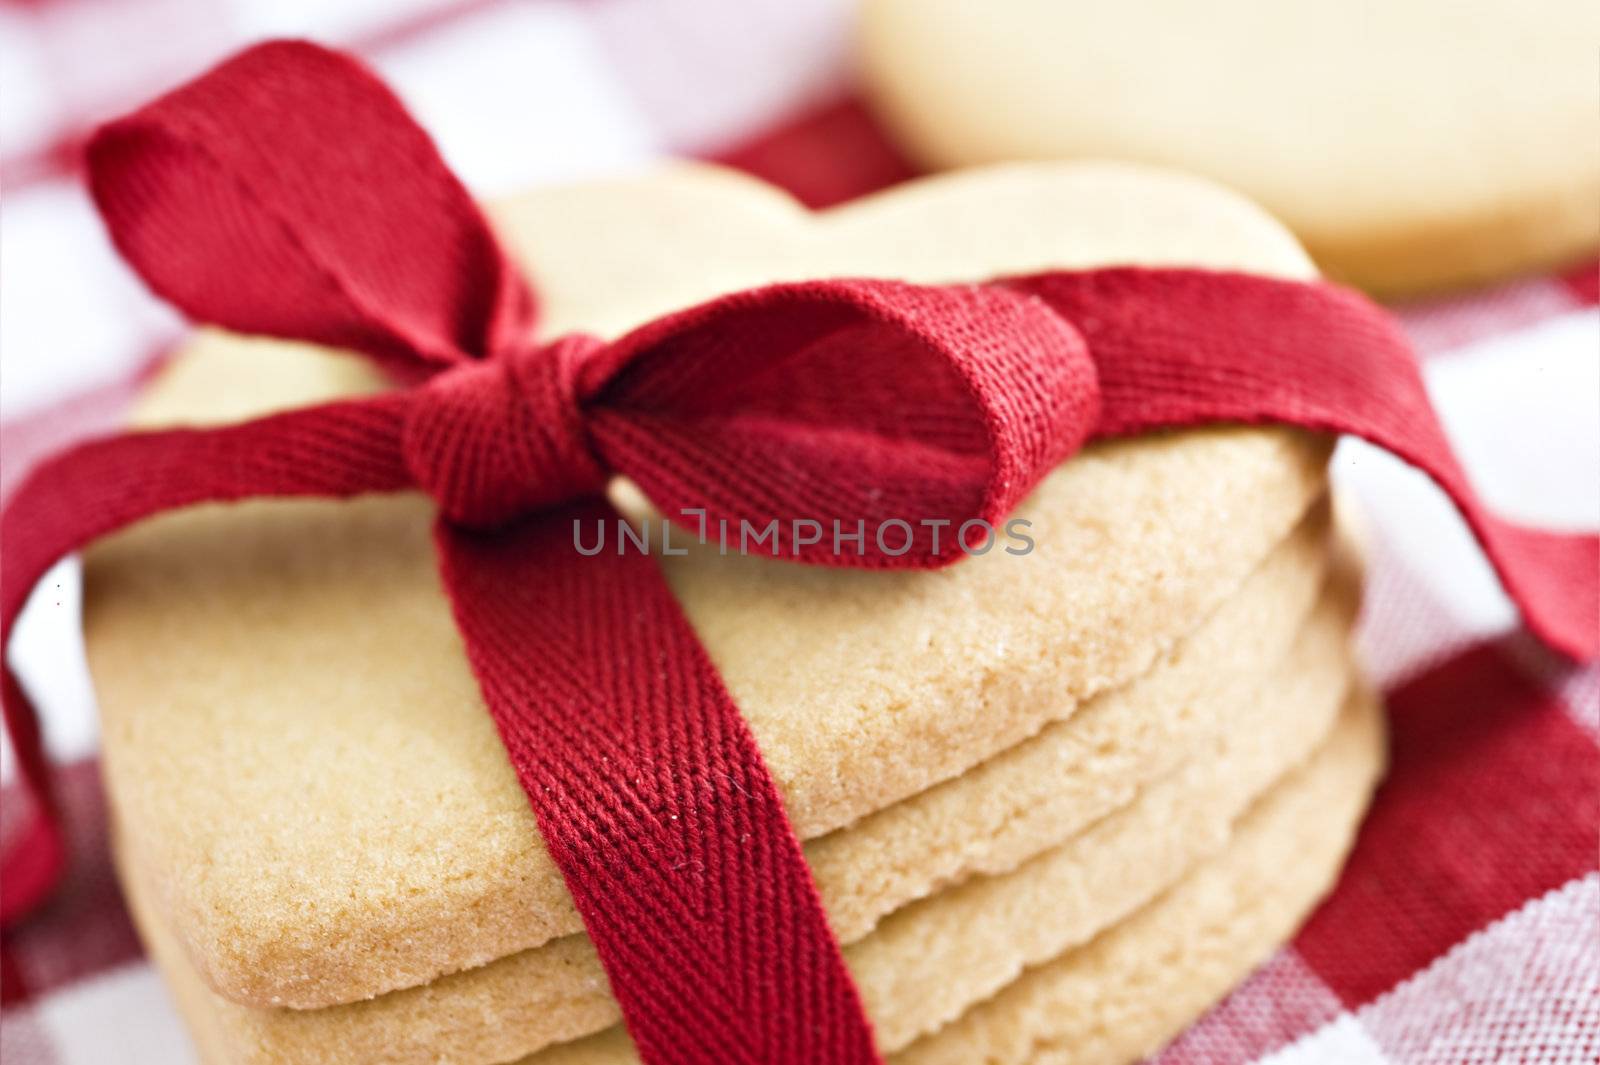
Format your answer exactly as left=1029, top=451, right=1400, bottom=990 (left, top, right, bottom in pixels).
left=1, top=40, right=1594, bottom=1064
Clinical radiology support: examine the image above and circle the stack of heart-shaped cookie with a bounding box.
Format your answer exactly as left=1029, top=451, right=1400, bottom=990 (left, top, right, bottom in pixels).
left=93, top=163, right=1384, bottom=1065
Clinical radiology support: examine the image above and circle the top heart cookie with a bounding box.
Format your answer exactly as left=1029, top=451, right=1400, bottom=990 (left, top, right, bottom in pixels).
left=861, top=0, right=1600, bottom=295
left=91, top=160, right=1330, bottom=1012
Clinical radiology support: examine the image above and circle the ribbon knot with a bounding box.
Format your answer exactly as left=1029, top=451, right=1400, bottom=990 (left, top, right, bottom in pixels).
left=403, top=334, right=609, bottom=527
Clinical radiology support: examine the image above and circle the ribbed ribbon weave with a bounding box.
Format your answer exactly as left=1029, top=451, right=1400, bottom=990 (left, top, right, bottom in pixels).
left=1, top=41, right=1594, bottom=1065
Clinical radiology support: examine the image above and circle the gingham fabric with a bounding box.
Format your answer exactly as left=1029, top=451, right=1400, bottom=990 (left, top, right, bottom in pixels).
left=1, top=2, right=1595, bottom=1063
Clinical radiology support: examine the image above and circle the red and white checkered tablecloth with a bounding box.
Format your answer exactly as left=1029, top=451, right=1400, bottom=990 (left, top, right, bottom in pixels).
left=1, top=2, right=1596, bottom=1062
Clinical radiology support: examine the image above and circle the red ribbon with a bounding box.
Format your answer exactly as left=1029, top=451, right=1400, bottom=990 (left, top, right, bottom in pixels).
left=1, top=40, right=1594, bottom=1063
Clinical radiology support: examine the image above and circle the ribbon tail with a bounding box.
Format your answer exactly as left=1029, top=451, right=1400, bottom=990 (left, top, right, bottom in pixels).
left=433, top=504, right=879, bottom=1065
left=1009, top=268, right=1599, bottom=662
left=0, top=394, right=413, bottom=929
left=0, top=669, right=65, bottom=928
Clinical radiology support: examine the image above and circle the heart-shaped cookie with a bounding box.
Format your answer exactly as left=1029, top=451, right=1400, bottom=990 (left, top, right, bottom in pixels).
left=861, top=0, right=1600, bottom=295
left=118, top=562, right=1372, bottom=1064
left=93, top=162, right=1375, bottom=1063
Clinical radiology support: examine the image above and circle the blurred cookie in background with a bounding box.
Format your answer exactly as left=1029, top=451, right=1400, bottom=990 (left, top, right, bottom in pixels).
left=861, top=0, right=1600, bottom=296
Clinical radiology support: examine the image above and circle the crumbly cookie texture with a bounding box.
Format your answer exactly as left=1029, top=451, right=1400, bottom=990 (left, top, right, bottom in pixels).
left=862, top=0, right=1600, bottom=295
left=893, top=687, right=1385, bottom=1065
left=91, top=161, right=1329, bottom=1009
left=116, top=513, right=1346, bottom=1065
left=123, top=574, right=1362, bottom=1065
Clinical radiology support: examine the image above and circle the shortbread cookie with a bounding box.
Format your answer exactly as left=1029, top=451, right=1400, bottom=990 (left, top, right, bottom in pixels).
left=121, top=575, right=1358, bottom=1065
left=114, top=519, right=1347, bottom=1065
left=115, top=495, right=1327, bottom=997
left=861, top=0, right=1600, bottom=295
left=90, top=162, right=1331, bottom=1008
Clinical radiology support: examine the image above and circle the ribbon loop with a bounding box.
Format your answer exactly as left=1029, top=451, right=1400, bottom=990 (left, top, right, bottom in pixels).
left=404, top=334, right=609, bottom=526
left=584, top=278, right=1100, bottom=567
left=87, top=40, right=536, bottom=376
left=1005, top=267, right=1600, bottom=661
